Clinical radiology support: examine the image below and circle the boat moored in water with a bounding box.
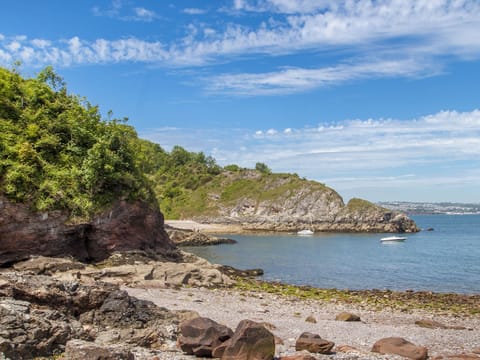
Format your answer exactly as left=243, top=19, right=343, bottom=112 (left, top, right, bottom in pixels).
left=380, top=236, right=407, bottom=242
left=297, top=229, right=314, bottom=236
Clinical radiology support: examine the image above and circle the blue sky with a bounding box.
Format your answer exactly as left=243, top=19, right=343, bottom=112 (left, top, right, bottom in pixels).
left=1, top=0, right=480, bottom=203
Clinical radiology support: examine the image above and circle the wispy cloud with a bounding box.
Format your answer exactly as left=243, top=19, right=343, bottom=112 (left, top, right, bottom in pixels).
left=183, top=8, right=207, bottom=15
left=131, top=7, right=158, bottom=22
left=206, top=58, right=435, bottom=95
left=1, top=1, right=480, bottom=96
left=142, top=109, right=480, bottom=201
left=92, top=1, right=158, bottom=22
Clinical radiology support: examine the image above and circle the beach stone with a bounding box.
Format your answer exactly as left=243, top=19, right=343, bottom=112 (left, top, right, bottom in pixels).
left=220, top=319, right=275, bottom=360
left=432, top=354, right=480, bottom=360
left=178, top=317, right=234, bottom=357
left=295, top=332, right=334, bottom=354
left=415, top=319, right=448, bottom=329
left=372, top=337, right=428, bottom=360
left=280, top=352, right=318, bottom=360
left=335, top=312, right=361, bottom=322
left=64, top=339, right=134, bottom=360
left=336, top=345, right=360, bottom=353
left=305, top=315, right=317, bottom=323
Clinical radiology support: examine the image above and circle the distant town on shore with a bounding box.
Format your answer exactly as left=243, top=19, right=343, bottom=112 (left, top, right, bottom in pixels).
left=378, top=201, right=480, bottom=215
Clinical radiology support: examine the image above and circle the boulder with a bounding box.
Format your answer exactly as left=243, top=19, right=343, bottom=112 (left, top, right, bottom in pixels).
left=335, top=312, right=361, bottom=322
left=177, top=317, right=234, bottom=357
left=219, top=319, right=275, bottom=360
left=305, top=315, right=317, bottom=323
left=0, top=196, right=175, bottom=266
left=64, top=339, right=134, bottom=360
left=372, top=337, right=428, bottom=360
left=295, top=332, right=334, bottom=354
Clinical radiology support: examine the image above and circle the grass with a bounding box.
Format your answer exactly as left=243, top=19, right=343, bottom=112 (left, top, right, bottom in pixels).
left=233, top=278, right=480, bottom=317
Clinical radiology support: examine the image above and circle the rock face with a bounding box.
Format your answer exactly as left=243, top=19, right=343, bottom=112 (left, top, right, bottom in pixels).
left=0, top=196, right=175, bottom=266
left=178, top=317, right=234, bottom=357
left=189, top=172, right=419, bottom=233
left=0, top=270, right=183, bottom=358
left=372, top=337, right=428, bottom=360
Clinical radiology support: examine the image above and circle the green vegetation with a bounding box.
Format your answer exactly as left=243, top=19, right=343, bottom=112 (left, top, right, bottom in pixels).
left=0, top=66, right=341, bottom=220
left=0, top=66, right=156, bottom=219
left=235, top=278, right=480, bottom=316
left=255, top=162, right=271, bottom=174
left=345, top=198, right=382, bottom=212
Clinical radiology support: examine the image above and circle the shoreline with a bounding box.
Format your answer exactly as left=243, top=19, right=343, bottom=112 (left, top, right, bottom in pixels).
left=126, top=284, right=480, bottom=359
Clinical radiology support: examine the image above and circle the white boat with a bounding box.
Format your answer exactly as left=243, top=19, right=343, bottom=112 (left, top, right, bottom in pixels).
left=380, top=236, right=407, bottom=242
left=297, top=229, right=314, bottom=236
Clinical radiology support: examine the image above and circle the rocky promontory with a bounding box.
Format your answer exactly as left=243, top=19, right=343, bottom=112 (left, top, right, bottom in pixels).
left=184, top=171, right=419, bottom=233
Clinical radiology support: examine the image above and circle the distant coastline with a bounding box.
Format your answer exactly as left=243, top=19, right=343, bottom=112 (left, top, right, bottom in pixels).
left=378, top=201, right=480, bottom=215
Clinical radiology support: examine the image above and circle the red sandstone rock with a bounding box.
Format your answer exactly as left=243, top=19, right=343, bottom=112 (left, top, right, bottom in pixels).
left=295, top=332, right=334, bottom=354
left=0, top=197, right=175, bottom=265
left=372, top=337, right=428, bottom=360
left=178, top=317, right=234, bottom=357
left=220, top=319, right=275, bottom=360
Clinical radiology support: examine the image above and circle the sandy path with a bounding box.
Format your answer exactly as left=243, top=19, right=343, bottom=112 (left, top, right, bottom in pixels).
left=126, top=286, right=480, bottom=359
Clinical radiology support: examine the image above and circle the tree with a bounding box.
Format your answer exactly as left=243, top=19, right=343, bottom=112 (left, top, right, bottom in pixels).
left=255, top=162, right=271, bottom=174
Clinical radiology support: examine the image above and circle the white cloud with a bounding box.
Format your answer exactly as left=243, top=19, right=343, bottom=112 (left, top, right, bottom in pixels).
left=183, top=8, right=207, bottom=15
left=206, top=58, right=432, bottom=95
left=233, top=0, right=333, bottom=13
left=132, top=7, right=157, bottom=22
left=142, top=109, right=480, bottom=201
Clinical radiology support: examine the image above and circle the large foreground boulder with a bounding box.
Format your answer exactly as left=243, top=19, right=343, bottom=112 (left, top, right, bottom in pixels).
left=372, top=337, right=428, bottom=360
left=0, top=197, right=175, bottom=266
left=178, top=317, right=233, bottom=357
left=218, top=319, right=275, bottom=360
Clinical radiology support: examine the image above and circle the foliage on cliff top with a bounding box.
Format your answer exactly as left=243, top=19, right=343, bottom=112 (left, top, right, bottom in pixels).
left=0, top=66, right=156, bottom=219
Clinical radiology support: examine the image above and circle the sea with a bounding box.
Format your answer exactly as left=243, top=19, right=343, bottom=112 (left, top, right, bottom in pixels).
left=182, top=215, right=480, bottom=294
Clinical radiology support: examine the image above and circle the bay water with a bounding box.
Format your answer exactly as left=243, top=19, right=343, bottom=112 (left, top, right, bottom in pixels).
left=183, top=215, right=480, bottom=294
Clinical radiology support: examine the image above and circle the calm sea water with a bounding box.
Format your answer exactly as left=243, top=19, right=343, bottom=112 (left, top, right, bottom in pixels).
left=183, top=215, right=480, bottom=294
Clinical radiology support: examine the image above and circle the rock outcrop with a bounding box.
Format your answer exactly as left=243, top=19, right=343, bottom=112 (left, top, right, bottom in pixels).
left=188, top=172, right=419, bottom=233
left=166, top=227, right=237, bottom=246
left=0, top=270, right=184, bottom=359
left=0, top=196, right=175, bottom=266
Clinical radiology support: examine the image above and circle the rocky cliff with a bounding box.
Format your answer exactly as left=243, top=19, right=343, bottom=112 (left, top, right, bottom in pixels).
left=185, top=171, right=419, bottom=233
left=0, top=196, right=176, bottom=266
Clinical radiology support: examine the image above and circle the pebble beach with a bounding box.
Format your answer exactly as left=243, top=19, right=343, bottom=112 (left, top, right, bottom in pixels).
left=126, top=285, right=480, bottom=359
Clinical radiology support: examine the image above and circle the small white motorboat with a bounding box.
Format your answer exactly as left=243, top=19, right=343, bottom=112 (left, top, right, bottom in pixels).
left=380, top=236, right=407, bottom=242
left=297, top=229, right=314, bottom=236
